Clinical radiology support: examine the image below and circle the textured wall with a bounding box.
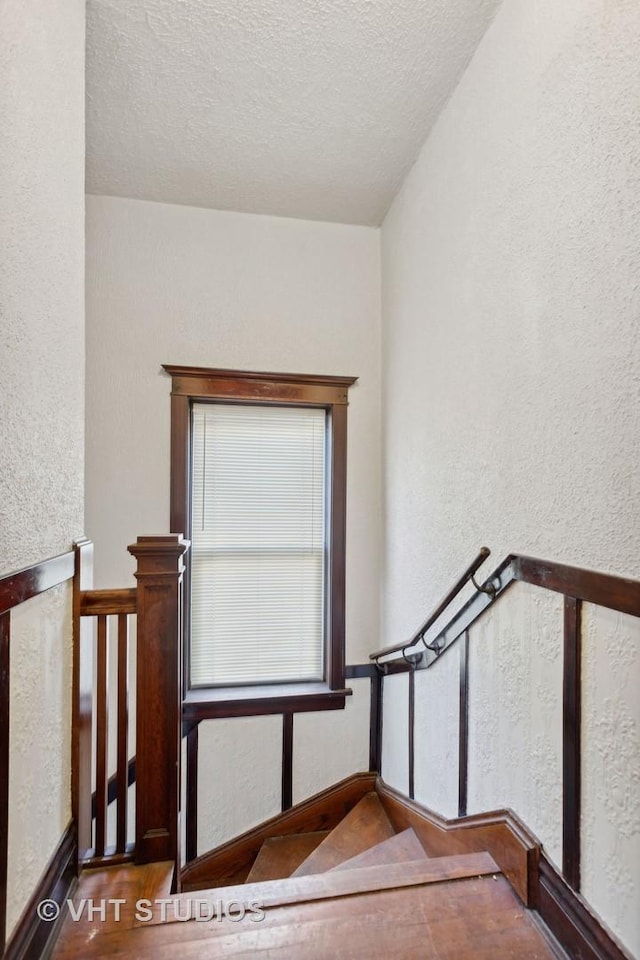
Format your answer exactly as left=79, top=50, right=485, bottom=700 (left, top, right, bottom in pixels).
left=380, top=5, right=640, bottom=941
left=380, top=0, right=640, bottom=651
left=197, top=716, right=282, bottom=854
left=7, top=584, right=74, bottom=937
left=467, top=582, right=564, bottom=868
left=293, top=679, right=370, bottom=804
left=582, top=604, right=640, bottom=958
left=381, top=673, right=409, bottom=794
left=85, top=194, right=381, bottom=666
left=0, top=0, right=85, bottom=574
left=414, top=649, right=459, bottom=819
left=86, top=195, right=381, bottom=850
left=0, top=0, right=84, bottom=941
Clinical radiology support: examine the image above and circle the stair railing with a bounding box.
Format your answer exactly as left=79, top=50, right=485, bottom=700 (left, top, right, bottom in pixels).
left=368, top=548, right=640, bottom=899
left=74, top=534, right=189, bottom=870
left=369, top=546, right=492, bottom=666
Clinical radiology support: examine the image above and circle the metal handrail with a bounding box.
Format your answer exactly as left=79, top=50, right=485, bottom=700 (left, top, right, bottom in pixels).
left=369, top=547, right=491, bottom=662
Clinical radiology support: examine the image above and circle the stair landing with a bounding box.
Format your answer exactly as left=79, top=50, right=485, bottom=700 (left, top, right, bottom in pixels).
left=52, top=862, right=562, bottom=959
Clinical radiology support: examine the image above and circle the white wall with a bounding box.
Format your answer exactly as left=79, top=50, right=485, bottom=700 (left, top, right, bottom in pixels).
left=86, top=195, right=381, bottom=668
left=582, top=604, right=640, bottom=957
left=381, top=0, right=640, bottom=647
left=0, top=0, right=85, bottom=575
left=380, top=2, right=640, bottom=953
left=0, top=0, right=85, bottom=939
left=85, top=195, right=380, bottom=841
left=7, top=585, right=74, bottom=935
left=467, top=582, right=564, bottom=869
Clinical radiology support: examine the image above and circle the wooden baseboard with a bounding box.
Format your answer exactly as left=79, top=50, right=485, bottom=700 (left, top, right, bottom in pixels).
left=375, top=777, right=539, bottom=907
left=537, top=855, right=633, bottom=960
left=375, top=781, right=633, bottom=960
left=181, top=771, right=376, bottom=890
left=3, top=822, right=77, bottom=960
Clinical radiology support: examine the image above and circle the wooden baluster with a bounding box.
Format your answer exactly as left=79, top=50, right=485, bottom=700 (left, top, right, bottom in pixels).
left=128, top=534, right=189, bottom=866
left=115, top=613, right=129, bottom=855
left=185, top=723, right=199, bottom=863
left=95, top=614, right=109, bottom=858
left=0, top=611, right=10, bottom=954
left=73, top=537, right=94, bottom=863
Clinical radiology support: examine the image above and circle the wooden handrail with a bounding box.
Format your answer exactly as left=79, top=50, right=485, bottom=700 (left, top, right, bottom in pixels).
left=369, top=547, right=491, bottom=661
left=79, top=588, right=137, bottom=616
left=372, top=550, right=640, bottom=671
left=0, top=550, right=75, bottom=615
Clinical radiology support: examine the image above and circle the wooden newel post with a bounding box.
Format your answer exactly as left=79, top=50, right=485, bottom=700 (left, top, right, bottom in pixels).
left=128, top=534, right=189, bottom=865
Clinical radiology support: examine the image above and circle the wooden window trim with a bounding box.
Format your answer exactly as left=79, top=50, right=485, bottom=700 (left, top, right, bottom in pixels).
left=163, top=365, right=357, bottom=709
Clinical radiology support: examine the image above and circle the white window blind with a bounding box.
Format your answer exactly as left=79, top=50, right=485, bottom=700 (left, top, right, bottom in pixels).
left=190, top=402, right=326, bottom=686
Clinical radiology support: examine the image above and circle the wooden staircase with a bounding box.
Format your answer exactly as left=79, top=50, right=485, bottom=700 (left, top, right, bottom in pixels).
left=53, top=785, right=567, bottom=959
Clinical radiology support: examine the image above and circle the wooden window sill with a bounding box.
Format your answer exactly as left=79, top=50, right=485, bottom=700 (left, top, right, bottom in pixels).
left=182, top=682, right=352, bottom=721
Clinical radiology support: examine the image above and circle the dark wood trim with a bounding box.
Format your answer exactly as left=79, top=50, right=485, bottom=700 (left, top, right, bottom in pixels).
left=513, top=554, right=640, bottom=617
left=3, top=822, right=76, bottom=960
left=345, top=663, right=377, bottom=679
left=0, top=611, right=10, bottom=954
left=369, top=547, right=491, bottom=661
left=162, top=365, right=356, bottom=407
left=0, top=551, right=74, bottom=615
left=168, top=393, right=191, bottom=700
left=458, top=630, right=469, bottom=818
left=82, top=846, right=134, bottom=870
left=79, top=588, right=136, bottom=616
left=407, top=668, right=415, bottom=800
left=418, top=557, right=516, bottom=670
left=165, top=365, right=356, bottom=700
left=72, top=538, right=94, bottom=864
left=376, top=551, right=640, bottom=676
left=369, top=670, right=383, bottom=773
left=563, top=596, right=582, bottom=891
left=180, top=772, right=376, bottom=890
left=376, top=778, right=540, bottom=908
left=128, top=535, right=189, bottom=866
left=94, top=614, right=108, bottom=859
left=183, top=687, right=349, bottom=721
left=116, top=614, right=129, bottom=855
left=169, top=393, right=190, bottom=538
left=282, top=713, right=294, bottom=812
left=379, top=659, right=414, bottom=675
left=185, top=724, right=199, bottom=864
left=91, top=757, right=136, bottom=821
left=327, top=402, right=347, bottom=691
left=537, top=854, right=632, bottom=960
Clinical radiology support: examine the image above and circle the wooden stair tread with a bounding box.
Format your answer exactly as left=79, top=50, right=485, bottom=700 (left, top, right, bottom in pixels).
left=291, top=792, right=394, bottom=877
left=328, top=827, right=427, bottom=872
left=54, top=870, right=564, bottom=959
left=246, top=832, right=329, bottom=883
left=181, top=773, right=377, bottom=891
left=139, top=851, right=500, bottom=927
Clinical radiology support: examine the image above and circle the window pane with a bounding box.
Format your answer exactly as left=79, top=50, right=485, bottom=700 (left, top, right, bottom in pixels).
left=190, top=403, right=326, bottom=686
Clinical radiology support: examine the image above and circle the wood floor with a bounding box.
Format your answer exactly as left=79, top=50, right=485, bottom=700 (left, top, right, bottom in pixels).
left=52, top=866, right=562, bottom=959
left=52, top=793, right=566, bottom=959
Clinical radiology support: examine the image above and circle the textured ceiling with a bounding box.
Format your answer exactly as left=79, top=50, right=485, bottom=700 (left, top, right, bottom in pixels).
left=86, top=0, right=500, bottom=225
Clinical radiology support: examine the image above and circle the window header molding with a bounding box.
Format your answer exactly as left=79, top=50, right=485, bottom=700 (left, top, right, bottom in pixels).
left=162, top=365, right=358, bottom=406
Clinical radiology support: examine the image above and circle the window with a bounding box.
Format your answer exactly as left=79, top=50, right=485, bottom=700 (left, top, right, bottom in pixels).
left=163, top=366, right=357, bottom=708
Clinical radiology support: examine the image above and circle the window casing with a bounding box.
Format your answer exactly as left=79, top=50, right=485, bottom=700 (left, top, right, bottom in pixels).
left=164, top=366, right=357, bottom=708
